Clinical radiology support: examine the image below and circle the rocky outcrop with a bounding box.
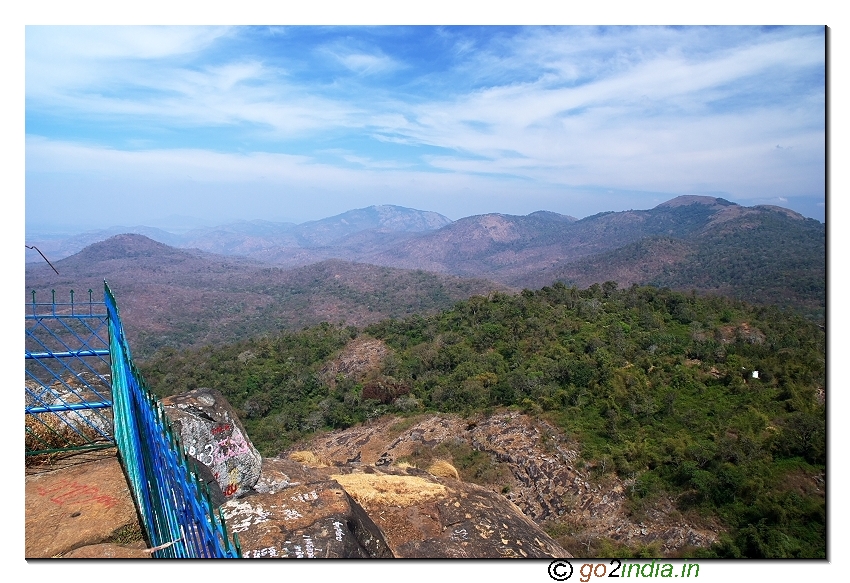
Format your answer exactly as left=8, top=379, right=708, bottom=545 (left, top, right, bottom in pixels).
left=319, top=337, right=390, bottom=388
left=236, top=456, right=568, bottom=558
left=222, top=458, right=394, bottom=558
left=292, top=411, right=719, bottom=555
left=328, top=464, right=568, bottom=558
left=162, top=387, right=262, bottom=500
left=155, top=388, right=566, bottom=558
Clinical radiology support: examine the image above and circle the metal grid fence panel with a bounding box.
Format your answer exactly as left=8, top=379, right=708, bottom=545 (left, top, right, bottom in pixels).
left=25, top=289, right=115, bottom=456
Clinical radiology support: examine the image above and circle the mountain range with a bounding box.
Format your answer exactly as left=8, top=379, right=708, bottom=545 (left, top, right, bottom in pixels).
left=25, top=233, right=506, bottom=358
left=26, top=196, right=825, bottom=357
left=25, top=205, right=453, bottom=265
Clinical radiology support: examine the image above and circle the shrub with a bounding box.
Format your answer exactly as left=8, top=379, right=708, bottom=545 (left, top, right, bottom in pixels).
left=289, top=450, right=328, bottom=467
left=427, top=459, right=460, bottom=480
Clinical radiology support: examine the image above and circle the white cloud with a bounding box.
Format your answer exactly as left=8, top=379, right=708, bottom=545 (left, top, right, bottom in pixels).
left=27, top=25, right=229, bottom=61
left=398, top=33, right=823, bottom=146
left=337, top=52, right=398, bottom=75
left=355, top=30, right=825, bottom=201
left=23, top=26, right=825, bottom=226
left=28, top=41, right=361, bottom=136
left=27, top=26, right=824, bottom=149
left=26, top=26, right=230, bottom=96
left=27, top=137, right=314, bottom=183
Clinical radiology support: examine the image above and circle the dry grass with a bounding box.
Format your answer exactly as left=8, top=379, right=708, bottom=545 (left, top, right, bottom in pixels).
left=387, top=415, right=424, bottom=438
left=107, top=523, right=146, bottom=546
left=25, top=413, right=105, bottom=466
left=395, top=461, right=416, bottom=470
left=427, top=459, right=460, bottom=480
left=332, top=473, right=447, bottom=508
left=289, top=450, right=328, bottom=467
left=26, top=414, right=67, bottom=453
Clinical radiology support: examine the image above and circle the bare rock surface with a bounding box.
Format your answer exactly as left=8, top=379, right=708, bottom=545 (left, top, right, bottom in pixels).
left=162, top=387, right=262, bottom=500
left=222, top=458, right=393, bottom=558
left=320, top=337, right=390, bottom=387
left=292, top=411, right=719, bottom=555
left=222, top=483, right=388, bottom=558
left=59, top=541, right=149, bottom=558
left=326, top=464, right=569, bottom=558
left=25, top=454, right=142, bottom=558
left=251, top=456, right=568, bottom=558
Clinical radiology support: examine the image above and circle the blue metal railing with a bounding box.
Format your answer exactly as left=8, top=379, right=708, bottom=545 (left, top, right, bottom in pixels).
left=105, top=281, right=241, bottom=558
left=25, top=289, right=115, bottom=455
left=25, top=285, right=240, bottom=557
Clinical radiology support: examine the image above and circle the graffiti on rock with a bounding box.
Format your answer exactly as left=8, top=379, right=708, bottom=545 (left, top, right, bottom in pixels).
left=222, top=501, right=271, bottom=534
left=283, top=508, right=303, bottom=521
left=248, top=546, right=279, bottom=558
left=291, top=490, right=319, bottom=503
left=450, top=528, right=469, bottom=542
left=196, top=430, right=251, bottom=467
left=36, top=478, right=120, bottom=509
left=333, top=520, right=345, bottom=542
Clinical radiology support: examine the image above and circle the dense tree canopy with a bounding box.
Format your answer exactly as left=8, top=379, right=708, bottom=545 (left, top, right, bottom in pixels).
left=141, top=282, right=825, bottom=558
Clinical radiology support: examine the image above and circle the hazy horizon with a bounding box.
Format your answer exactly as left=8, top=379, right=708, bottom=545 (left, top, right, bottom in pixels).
left=26, top=193, right=827, bottom=242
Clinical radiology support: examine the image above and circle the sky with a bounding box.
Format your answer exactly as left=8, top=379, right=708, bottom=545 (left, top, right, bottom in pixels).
left=24, top=24, right=826, bottom=234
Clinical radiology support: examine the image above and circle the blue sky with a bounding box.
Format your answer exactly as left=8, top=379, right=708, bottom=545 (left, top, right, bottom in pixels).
left=25, top=25, right=826, bottom=232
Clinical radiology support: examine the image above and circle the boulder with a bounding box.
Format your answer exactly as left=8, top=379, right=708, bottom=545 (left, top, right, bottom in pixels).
left=161, top=387, right=262, bottom=501
left=221, top=458, right=393, bottom=558
left=258, top=455, right=568, bottom=558
left=328, top=464, right=569, bottom=558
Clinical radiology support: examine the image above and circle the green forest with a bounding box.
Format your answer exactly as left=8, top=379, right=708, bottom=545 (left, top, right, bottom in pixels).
left=141, top=282, right=825, bottom=558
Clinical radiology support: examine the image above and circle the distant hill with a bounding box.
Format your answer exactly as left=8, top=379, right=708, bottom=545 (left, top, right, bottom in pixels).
left=366, top=210, right=579, bottom=276
left=372, top=196, right=745, bottom=280
left=26, top=197, right=825, bottom=322
left=25, top=234, right=506, bottom=358
left=24, top=224, right=185, bottom=263
left=289, top=204, right=452, bottom=246
left=26, top=205, right=452, bottom=265
left=524, top=201, right=825, bottom=320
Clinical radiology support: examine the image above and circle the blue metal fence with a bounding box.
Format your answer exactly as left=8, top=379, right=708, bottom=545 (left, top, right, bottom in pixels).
left=105, top=281, right=241, bottom=558
left=25, top=289, right=115, bottom=456
left=26, top=284, right=240, bottom=558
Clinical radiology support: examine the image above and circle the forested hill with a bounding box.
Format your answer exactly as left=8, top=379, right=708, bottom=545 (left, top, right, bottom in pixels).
left=141, top=282, right=825, bottom=558
left=25, top=234, right=506, bottom=358
left=533, top=204, right=825, bottom=321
